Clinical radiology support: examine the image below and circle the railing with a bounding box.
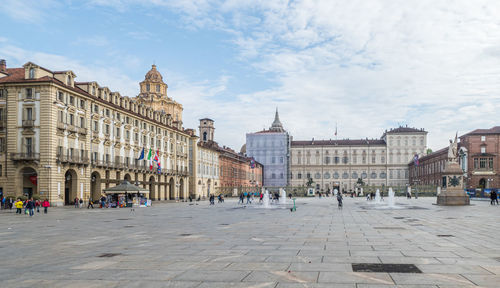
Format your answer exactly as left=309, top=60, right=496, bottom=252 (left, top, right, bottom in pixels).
left=22, top=120, right=34, bottom=127
left=77, top=127, right=87, bottom=135
left=67, top=125, right=78, bottom=133
left=10, top=152, right=40, bottom=161
left=56, top=150, right=89, bottom=165
left=57, top=122, right=66, bottom=130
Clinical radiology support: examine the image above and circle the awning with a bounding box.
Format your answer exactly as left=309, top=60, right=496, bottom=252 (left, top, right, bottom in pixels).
left=103, top=180, right=150, bottom=195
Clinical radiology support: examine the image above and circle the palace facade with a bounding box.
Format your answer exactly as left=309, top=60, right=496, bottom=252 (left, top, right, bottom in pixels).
left=289, top=127, right=428, bottom=192
left=0, top=60, right=192, bottom=205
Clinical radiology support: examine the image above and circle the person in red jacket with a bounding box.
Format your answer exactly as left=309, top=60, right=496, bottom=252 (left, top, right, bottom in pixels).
left=35, top=199, right=41, bottom=213
left=42, top=199, right=50, bottom=214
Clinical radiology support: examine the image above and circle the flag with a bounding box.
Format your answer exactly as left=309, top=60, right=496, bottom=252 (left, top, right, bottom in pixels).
left=154, top=149, right=159, bottom=162
left=147, top=148, right=152, bottom=160
left=250, top=158, right=255, bottom=169
left=157, top=162, right=162, bottom=174
left=413, top=154, right=419, bottom=166
left=149, top=160, right=153, bottom=171
left=137, top=148, right=145, bottom=160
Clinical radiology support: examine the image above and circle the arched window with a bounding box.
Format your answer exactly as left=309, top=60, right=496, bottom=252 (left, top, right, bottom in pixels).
left=371, top=172, right=377, bottom=179
left=146, top=84, right=150, bottom=92
left=324, top=172, right=330, bottom=179
left=351, top=172, right=358, bottom=179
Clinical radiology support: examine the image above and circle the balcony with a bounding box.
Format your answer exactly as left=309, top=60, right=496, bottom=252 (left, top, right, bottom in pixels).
left=10, top=152, right=40, bottom=161
left=22, top=120, right=35, bottom=128
left=77, top=127, right=87, bottom=135
left=56, top=150, right=89, bottom=165
left=57, top=122, right=67, bottom=130
left=67, top=125, right=78, bottom=133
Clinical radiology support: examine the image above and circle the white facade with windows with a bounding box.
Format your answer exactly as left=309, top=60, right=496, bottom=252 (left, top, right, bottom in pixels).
left=290, top=127, right=428, bottom=192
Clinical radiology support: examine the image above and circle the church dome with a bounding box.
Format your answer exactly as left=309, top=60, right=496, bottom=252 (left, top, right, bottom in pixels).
left=240, top=144, right=246, bottom=154
left=144, top=64, right=163, bottom=83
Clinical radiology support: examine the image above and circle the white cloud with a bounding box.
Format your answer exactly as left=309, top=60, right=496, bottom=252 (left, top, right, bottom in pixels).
left=0, top=0, right=59, bottom=23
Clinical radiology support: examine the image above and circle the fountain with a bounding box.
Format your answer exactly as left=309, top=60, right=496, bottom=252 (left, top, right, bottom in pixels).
left=263, top=189, right=270, bottom=208
left=279, top=188, right=286, bottom=205
left=375, top=189, right=381, bottom=204
left=334, top=189, right=338, bottom=196
left=387, top=187, right=395, bottom=208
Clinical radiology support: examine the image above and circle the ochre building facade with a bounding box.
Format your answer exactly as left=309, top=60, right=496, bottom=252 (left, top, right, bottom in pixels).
left=0, top=60, right=192, bottom=205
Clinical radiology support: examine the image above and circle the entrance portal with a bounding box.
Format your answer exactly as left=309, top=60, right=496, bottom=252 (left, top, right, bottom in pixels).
left=64, top=169, right=78, bottom=205
left=20, top=167, right=38, bottom=199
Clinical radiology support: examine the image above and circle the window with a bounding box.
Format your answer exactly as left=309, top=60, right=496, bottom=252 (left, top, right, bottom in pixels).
left=92, top=86, right=96, bottom=95
left=361, top=172, right=367, bottom=179
left=93, top=104, right=99, bottom=114
left=69, top=114, right=74, bottom=125
left=29, top=68, right=35, bottom=79
left=334, top=156, right=339, bottom=164
left=0, top=89, right=5, bottom=99
left=371, top=172, right=377, bottom=179
left=306, top=172, right=311, bottom=179
left=105, top=124, right=109, bottom=135
left=80, top=117, right=85, bottom=128
left=333, top=172, right=339, bottom=179
left=58, top=91, right=64, bottom=102
left=324, top=172, right=330, bottom=179
left=93, top=121, right=98, bottom=131
left=271, top=157, right=275, bottom=164
left=271, top=173, right=276, bottom=179
left=351, top=172, right=358, bottom=179
left=26, top=88, right=33, bottom=99
left=126, top=130, right=130, bottom=140
left=324, top=156, right=330, bottom=164
left=342, top=156, right=348, bottom=164
left=280, top=157, right=283, bottom=163
left=342, top=172, right=349, bottom=179
left=480, top=158, right=487, bottom=169
left=105, top=109, right=110, bottom=117
left=481, top=136, right=486, bottom=142
left=280, top=173, right=284, bottom=179
left=297, top=173, right=302, bottom=179
left=380, top=172, right=386, bottom=179
left=69, top=96, right=74, bottom=106
left=25, top=107, right=33, bottom=120
left=0, top=137, right=5, bottom=152
left=381, top=156, right=385, bottom=163
left=372, top=156, right=376, bottom=164
left=116, top=127, right=120, bottom=138
left=0, top=108, right=4, bottom=121
left=314, top=172, right=321, bottom=179
left=481, top=146, right=486, bottom=154
left=25, top=137, right=33, bottom=154
left=80, top=99, right=86, bottom=109
left=146, top=84, right=150, bottom=91
left=156, top=84, right=160, bottom=92
left=66, top=75, right=71, bottom=85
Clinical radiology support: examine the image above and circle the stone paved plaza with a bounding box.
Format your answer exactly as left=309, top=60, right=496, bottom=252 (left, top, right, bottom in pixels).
left=1, top=197, right=500, bottom=288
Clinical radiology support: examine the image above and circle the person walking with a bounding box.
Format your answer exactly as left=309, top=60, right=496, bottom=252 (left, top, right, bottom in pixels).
left=79, top=198, right=83, bottom=208
left=26, top=198, right=35, bottom=217
left=490, top=190, right=498, bottom=205
left=87, top=198, right=94, bottom=209
left=246, top=192, right=251, bottom=204
left=209, top=194, right=215, bottom=205
left=35, top=199, right=40, bottom=213
left=239, top=193, right=244, bottom=204
left=42, top=199, right=50, bottom=214
left=74, top=197, right=79, bottom=208
left=337, top=192, right=343, bottom=209
left=15, top=198, right=23, bottom=214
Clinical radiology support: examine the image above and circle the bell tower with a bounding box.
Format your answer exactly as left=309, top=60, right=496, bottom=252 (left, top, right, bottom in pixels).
left=199, top=118, right=215, bottom=142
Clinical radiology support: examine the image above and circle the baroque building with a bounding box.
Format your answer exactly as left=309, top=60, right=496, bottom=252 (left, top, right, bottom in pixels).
left=290, top=127, right=428, bottom=192
left=245, top=109, right=289, bottom=187
left=0, top=60, right=191, bottom=205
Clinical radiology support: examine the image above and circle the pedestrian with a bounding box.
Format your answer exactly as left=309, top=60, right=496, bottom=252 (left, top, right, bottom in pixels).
left=246, top=192, right=251, bottom=204
left=100, top=196, right=106, bottom=208
left=79, top=198, right=83, bottom=208
left=239, top=193, right=244, bottom=204
left=26, top=198, right=35, bottom=217
left=15, top=198, right=23, bottom=214
left=259, top=193, right=264, bottom=203
left=337, top=192, right=343, bottom=209
left=42, top=198, right=50, bottom=213
left=490, top=190, right=498, bottom=205
left=87, top=198, right=94, bottom=209
left=35, top=199, right=40, bottom=213
left=9, top=198, right=14, bottom=210
left=74, top=197, right=79, bottom=208
left=209, top=194, right=215, bottom=205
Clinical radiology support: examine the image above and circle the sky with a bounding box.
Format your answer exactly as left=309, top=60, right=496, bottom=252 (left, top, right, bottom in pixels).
left=1, top=0, right=500, bottom=152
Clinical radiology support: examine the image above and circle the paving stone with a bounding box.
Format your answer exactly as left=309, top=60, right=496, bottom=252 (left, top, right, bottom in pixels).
left=318, top=272, right=394, bottom=284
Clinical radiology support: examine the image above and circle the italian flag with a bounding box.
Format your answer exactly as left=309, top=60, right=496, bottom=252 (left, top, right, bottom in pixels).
left=147, top=148, right=153, bottom=171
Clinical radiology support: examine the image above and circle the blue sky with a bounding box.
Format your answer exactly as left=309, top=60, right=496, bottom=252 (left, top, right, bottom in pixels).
left=1, top=0, right=500, bottom=152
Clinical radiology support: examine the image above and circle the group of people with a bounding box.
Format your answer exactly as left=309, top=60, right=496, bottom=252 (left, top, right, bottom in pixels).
left=13, top=198, right=50, bottom=216
left=208, top=194, right=224, bottom=205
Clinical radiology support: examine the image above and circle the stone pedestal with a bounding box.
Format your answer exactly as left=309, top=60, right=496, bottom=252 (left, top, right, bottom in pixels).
left=437, top=162, right=470, bottom=206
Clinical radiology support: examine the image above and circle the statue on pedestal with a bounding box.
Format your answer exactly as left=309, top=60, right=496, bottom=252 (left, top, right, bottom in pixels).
left=437, top=132, right=470, bottom=206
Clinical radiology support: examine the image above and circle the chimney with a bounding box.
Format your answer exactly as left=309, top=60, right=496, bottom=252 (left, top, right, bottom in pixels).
left=0, top=59, right=5, bottom=72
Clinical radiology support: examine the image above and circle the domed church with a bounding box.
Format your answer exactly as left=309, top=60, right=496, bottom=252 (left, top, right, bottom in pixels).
left=137, top=64, right=183, bottom=128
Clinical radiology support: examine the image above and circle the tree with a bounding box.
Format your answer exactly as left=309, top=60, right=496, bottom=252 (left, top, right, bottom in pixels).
left=426, top=148, right=433, bottom=155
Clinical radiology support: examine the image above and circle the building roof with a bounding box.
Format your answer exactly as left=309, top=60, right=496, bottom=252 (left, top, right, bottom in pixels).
left=0, top=64, right=190, bottom=136
left=270, top=108, right=285, bottom=132
left=143, top=64, right=164, bottom=83
left=291, top=139, right=386, bottom=146
left=199, top=118, right=214, bottom=122
left=462, top=126, right=500, bottom=136
left=382, top=126, right=427, bottom=138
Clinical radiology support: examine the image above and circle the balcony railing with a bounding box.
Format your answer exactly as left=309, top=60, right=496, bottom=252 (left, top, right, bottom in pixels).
left=77, top=127, right=87, bottom=135
left=10, top=152, right=40, bottom=161
left=57, top=122, right=66, bottom=130
left=22, top=120, right=34, bottom=128
left=56, top=150, right=89, bottom=165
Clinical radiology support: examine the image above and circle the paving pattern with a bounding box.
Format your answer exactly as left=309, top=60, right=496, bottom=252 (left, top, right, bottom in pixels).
left=1, top=197, right=500, bottom=287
